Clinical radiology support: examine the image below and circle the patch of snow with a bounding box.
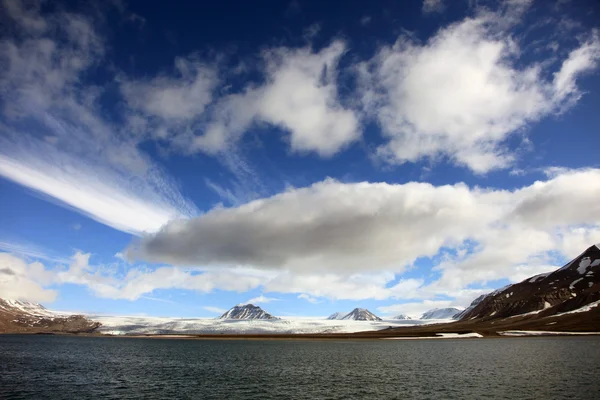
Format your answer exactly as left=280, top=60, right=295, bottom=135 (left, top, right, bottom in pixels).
left=436, top=332, right=483, bottom=338
left=589, top=282, right=594, bottom=288
left=499, top=330, right=600, bottom=337
left=506, top=307, right=548, bottom=318
left=554, top=300, right=600, bottom=316
left=383, top=332, right=483, bottom=340
left=543, top=301, right=552, bottom=309
left=569, top=278, right=584, bottom=290
left=528, top=273, right=549, bottom=283
left=577, top=258, right=592, bottom=274
left=557, top=248, right=589, bottom=272
left=591, top=259, right=600, bottom=267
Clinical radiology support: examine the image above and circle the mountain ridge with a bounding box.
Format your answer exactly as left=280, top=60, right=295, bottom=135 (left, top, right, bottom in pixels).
left=219, top=304, right=279, bottom=320
left=341, top=308, right=382, bottom=321
left=327, top=312, right=347, bottom=320
left=457, top=245, right=600, bottom=321
left=421, top=308, right=462, bottom=320
left=0, top=299, right=101, bottom=333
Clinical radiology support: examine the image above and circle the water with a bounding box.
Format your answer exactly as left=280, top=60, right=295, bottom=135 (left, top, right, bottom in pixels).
left=1, top=335, right=599, bottom=399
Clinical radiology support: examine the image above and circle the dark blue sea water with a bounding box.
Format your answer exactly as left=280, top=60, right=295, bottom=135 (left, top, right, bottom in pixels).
left=1, top=335, right=599, bottom=399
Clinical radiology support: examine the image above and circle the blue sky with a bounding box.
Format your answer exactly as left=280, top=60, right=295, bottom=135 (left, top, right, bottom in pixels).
left=1, top=0, right=600, bottom=318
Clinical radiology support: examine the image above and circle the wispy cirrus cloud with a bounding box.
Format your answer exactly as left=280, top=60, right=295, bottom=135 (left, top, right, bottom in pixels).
left=0, top=142, right=197, bottom=235
left=0, top=0, right=198, bottom=235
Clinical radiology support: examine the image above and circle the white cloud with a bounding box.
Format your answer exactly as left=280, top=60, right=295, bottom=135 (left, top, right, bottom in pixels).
left=120, top=56, right=217, bottom=139
left=257, top=41, right=360, bottom=156
left=2, top=0, right=47, bottom=33
left=203, top=306, right=227, bottom=314
left=131, top=169, right=600, bottom=293
left=191, top=41, right=360, bottom=157
left=130, top=178, right=500, bottom=273
left=0, top=252, right=57, bottom=302
left=122, top=58, right=215, bottom=121
left=297, top=293, right=321, bottom=304
left=359, top=10, right=600, bottom=173
left=0, top=2, right=198, bottom=235
left=2, top=251, right=266, bottom=302
left=422, top=0, right=444, bottom=14
left=244, top=295, right=280, bottom=304
left=265, top=272, right=424, bottom=301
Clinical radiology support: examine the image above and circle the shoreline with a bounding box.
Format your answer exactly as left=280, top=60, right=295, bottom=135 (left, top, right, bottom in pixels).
left=3, top=330, right=600, bottom=341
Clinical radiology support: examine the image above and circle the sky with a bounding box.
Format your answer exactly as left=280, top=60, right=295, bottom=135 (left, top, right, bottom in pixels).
left=1, top=0, right=600, bottom=319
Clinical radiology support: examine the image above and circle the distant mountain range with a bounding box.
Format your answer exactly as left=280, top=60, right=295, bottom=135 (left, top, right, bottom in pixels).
left=2, top=244, right=599, bottom=335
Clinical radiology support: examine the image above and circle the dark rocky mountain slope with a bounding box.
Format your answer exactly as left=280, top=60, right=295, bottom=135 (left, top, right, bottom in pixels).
left=458, top=245, right=600, bottom=321
left=219, top=304, right=279, bottom=320
left=341, top=308, right=382, bottom=321
left=0, top=299, right=100, bottom=333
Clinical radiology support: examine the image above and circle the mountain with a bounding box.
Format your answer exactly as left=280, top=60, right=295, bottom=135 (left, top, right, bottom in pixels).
left=219, top=304, right=279, bottom=320
left=453, top=294, right=487, bottom=320
left=458, top=245, right=600, bottom=321
left=341, top=308, right=382, bottom=321
left=327, top=312, right=347, bottom=320
left=392, top=314, right=412, bottom=320
left=421, top=308, right=462, bottom=319
left=0, top=299, right=100, bottom=333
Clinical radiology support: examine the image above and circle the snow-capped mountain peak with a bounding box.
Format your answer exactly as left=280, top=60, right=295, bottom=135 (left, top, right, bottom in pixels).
left=392, top=314, right=412, bottom=320
left=219, top=304, right=279, bottom=320
left=453, top=295, right=487, bottom=320
left=0, top=298, right=100, bottom=333
left=326, top=312, right=347, bottom=320
left=341, top=308, right=382, bottom=321
left=420, top=307, right=462, bottom=320
left=0, top=299, right=56, bottom=317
